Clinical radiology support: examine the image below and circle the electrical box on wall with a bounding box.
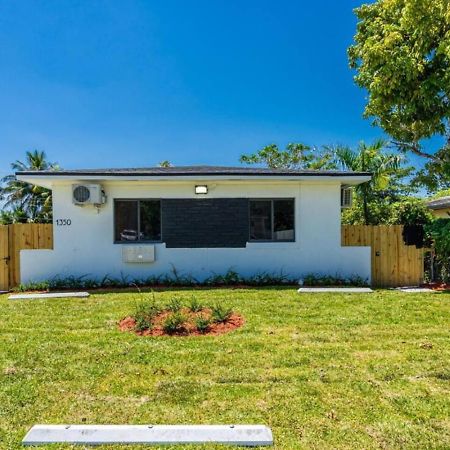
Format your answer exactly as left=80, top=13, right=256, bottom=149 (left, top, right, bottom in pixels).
left=122, top=246, right=155, bottom=263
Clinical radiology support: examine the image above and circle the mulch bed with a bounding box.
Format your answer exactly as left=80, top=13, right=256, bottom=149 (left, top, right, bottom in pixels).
left=119, top=307, right=244, bottom=337
left=422, top=283, right=450, bottom=291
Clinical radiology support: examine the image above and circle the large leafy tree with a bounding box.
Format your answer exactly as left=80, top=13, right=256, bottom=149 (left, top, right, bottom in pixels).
left=0, top=150, right=59, bottom=223
left=348, top=0, right=450, bottom=189
left=415, top=155, right=450, bottom=191
left=335, top=139, right=405, bottom=224
left=240, top=143, right=337, bottom=170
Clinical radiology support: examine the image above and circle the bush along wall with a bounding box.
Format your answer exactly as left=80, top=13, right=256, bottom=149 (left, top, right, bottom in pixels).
left=13, top=268, right=369, bottom=291
left=13, top=269, right=295, bottom=291
left=425, top=219, right=450, bottom=282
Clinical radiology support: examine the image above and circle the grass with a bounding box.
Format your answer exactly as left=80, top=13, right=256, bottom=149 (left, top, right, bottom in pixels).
left=0, top=288, right=449, bottom=449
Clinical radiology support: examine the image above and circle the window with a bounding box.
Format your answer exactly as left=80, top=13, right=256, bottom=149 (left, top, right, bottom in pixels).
left=249, top=199, right=294, bottom=241
left=114, top=200, right=161, bottom=242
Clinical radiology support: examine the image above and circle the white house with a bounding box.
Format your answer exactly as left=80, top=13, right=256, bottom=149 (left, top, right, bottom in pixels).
left=426, top=196, right=450, bottom=218
left=16, top=166, right=372, bottom=284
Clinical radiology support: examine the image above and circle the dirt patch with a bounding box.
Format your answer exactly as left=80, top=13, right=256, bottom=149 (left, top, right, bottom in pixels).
left=119, top=307, right=244, bottom=337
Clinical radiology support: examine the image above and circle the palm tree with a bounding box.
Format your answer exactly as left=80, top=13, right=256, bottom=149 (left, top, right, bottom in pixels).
left=334, top=140, right=403, bottom=224
left=0, top=150, right=59, bottom=222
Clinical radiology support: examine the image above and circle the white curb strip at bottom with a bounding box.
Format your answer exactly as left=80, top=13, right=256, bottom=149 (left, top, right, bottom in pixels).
left=22, top=424, right=273, bottom=447
left=298, top=287, right=373, bottom=293
left=9, top=292, right=90, bottom=300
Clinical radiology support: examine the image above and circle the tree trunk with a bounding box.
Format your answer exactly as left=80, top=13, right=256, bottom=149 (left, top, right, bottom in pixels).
left=362, top=190, right=370, bottom=225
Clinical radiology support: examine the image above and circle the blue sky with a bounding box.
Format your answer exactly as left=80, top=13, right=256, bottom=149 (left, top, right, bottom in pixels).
left=0, top=0, right=407, bottom=176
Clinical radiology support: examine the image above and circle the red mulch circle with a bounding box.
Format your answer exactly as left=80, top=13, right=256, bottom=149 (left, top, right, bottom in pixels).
left=119, top=307, right=244, bottom=337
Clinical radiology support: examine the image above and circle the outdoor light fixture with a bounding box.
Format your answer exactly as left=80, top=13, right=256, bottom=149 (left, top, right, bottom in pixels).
left=195, top=185, right=208, bottom=195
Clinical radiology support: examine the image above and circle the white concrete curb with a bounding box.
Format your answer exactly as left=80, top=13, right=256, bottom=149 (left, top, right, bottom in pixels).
left=394, top=287, right=435, bottom=293
left=9, top=292, right=90, bottom=300
left=22, top=424, right=273, bottom=446
left=298, top=287, right=373, bottom=293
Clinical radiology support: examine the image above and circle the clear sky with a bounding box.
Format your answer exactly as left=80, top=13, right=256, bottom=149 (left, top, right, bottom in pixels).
left=0, top=0, right=398, bottom=176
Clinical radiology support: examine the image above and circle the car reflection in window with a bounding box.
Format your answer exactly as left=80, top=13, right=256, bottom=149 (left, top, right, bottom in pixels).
left=120, top=229, right=144, bottom=241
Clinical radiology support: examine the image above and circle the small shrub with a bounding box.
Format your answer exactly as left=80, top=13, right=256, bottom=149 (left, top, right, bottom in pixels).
left=195, top=315, right=211, bottom=333
left=188, top=296, right=203, bottom=312
left=163, top=312, right=186, bottom=334
left=134, top=301, right=160, bottom=319
left=301, top=273, right=368, bottom=287
left=163, top=264, right=198, bottom=286
left=135, top=314, right=152, bottom=332
left=245, top=271, right=290, bottom=286
left=347, top=275, right=368, bottom=287
left=211, top=304, right=233, bottom=323
left=426, top=219, right=450, bottom=282
left=166, top=296, right=182, bottom=312
left=132, top=291, right=160, bottom=332
left=13, top=280, right=50, bottom=292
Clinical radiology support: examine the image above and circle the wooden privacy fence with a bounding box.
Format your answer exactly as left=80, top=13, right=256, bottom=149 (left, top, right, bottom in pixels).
left=342, top=225, right=424, bottom=287
left=0, top=223, right=423, bottom=290
left=0, top=223, right=53, bottom=291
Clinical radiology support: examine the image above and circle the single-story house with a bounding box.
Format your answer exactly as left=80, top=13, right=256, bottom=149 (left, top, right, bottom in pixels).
left=16, top=166, right=372, bottom=284
left=426, top=196, right=450, bottom=218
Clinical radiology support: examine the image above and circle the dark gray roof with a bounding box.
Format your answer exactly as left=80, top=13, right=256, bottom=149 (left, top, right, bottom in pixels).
left=16, top=165, right=371, bottom=177
left=426, top=196, right=450, bottom=210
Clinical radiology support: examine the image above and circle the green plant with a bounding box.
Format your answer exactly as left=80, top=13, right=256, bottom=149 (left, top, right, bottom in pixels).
left=426, top=219, right=450, bottom=282
left=13, top=280, right=50, bottom=292
left=334, top=140, right=404, bottom=225
left=166, top=296, right=182, bottom=312
left=11, top=268, right=301, bottom=291
left=134, top=301, right=160, bottom=320
left=389, top=199, right=433, bottom=226
left=349, top=0, right=450, bottom=168
left=132, top=290, right=160, bottom=332
left=134, top=314, right=152, bottom=332
left=211, top=304, right=233, bottom=323
left=240, top=142, right=337, bottom=170
left=301, top=273, right=369, bottom=287
left=162, top=312, right=186, bottom=334
left=195, top=315, right=211, bottom=334
left=204, top=269, right=243, bottom=286
left=188, top=296, right=203, bottom=312
left=246, top=271, right=291, bottom=286
left=0, top=150, right=59, bottom=223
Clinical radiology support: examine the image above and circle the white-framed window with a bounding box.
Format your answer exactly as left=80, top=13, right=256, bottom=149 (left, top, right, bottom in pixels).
left=249, top=199, right=295, bottom=242
left=114, top=199, right=161, bottom=243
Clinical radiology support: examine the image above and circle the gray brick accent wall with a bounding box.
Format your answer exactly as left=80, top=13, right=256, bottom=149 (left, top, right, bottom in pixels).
left=161, top=198, right=249, bottom=248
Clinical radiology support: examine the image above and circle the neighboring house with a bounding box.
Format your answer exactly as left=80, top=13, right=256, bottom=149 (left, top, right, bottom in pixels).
left=16, top=166, right=372, bottom=283
left=426, top=196, right=450, bottom=218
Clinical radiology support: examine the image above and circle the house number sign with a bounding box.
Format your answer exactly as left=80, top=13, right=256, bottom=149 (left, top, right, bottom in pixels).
left=56, top=219, right=72, bottom=226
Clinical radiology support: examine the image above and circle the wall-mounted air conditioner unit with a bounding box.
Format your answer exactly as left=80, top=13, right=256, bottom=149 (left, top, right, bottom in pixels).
left=341, top=186, right=353, bottom=208
left=72, top=184, right=106, bottom=206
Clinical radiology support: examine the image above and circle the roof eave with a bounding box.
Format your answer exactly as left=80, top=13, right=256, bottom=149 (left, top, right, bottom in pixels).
left=427, top=204, right=450, bottom=211
left=16, top=173, right=371, bottom=188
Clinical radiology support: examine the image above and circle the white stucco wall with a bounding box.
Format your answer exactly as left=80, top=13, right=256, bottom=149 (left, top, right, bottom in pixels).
left=431, top=209, right=450, bottom=219
left=20, top=179, right=371, bottom=284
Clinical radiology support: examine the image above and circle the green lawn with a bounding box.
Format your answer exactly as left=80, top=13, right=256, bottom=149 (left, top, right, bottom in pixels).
left=1, top=288, right=449, bottom=449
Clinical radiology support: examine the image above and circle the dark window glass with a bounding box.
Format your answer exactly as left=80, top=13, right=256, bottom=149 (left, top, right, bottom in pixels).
left=249, top=200, right=272, bottom=240
left=274, top=200, right=294, bottom=241
left=115, top=201, right=138, bottom=242
left=140, top=200, right=161, bottom=241
left=249, top=199, right=295, bottom=241
left=114, top=200, right=161, bottom=242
